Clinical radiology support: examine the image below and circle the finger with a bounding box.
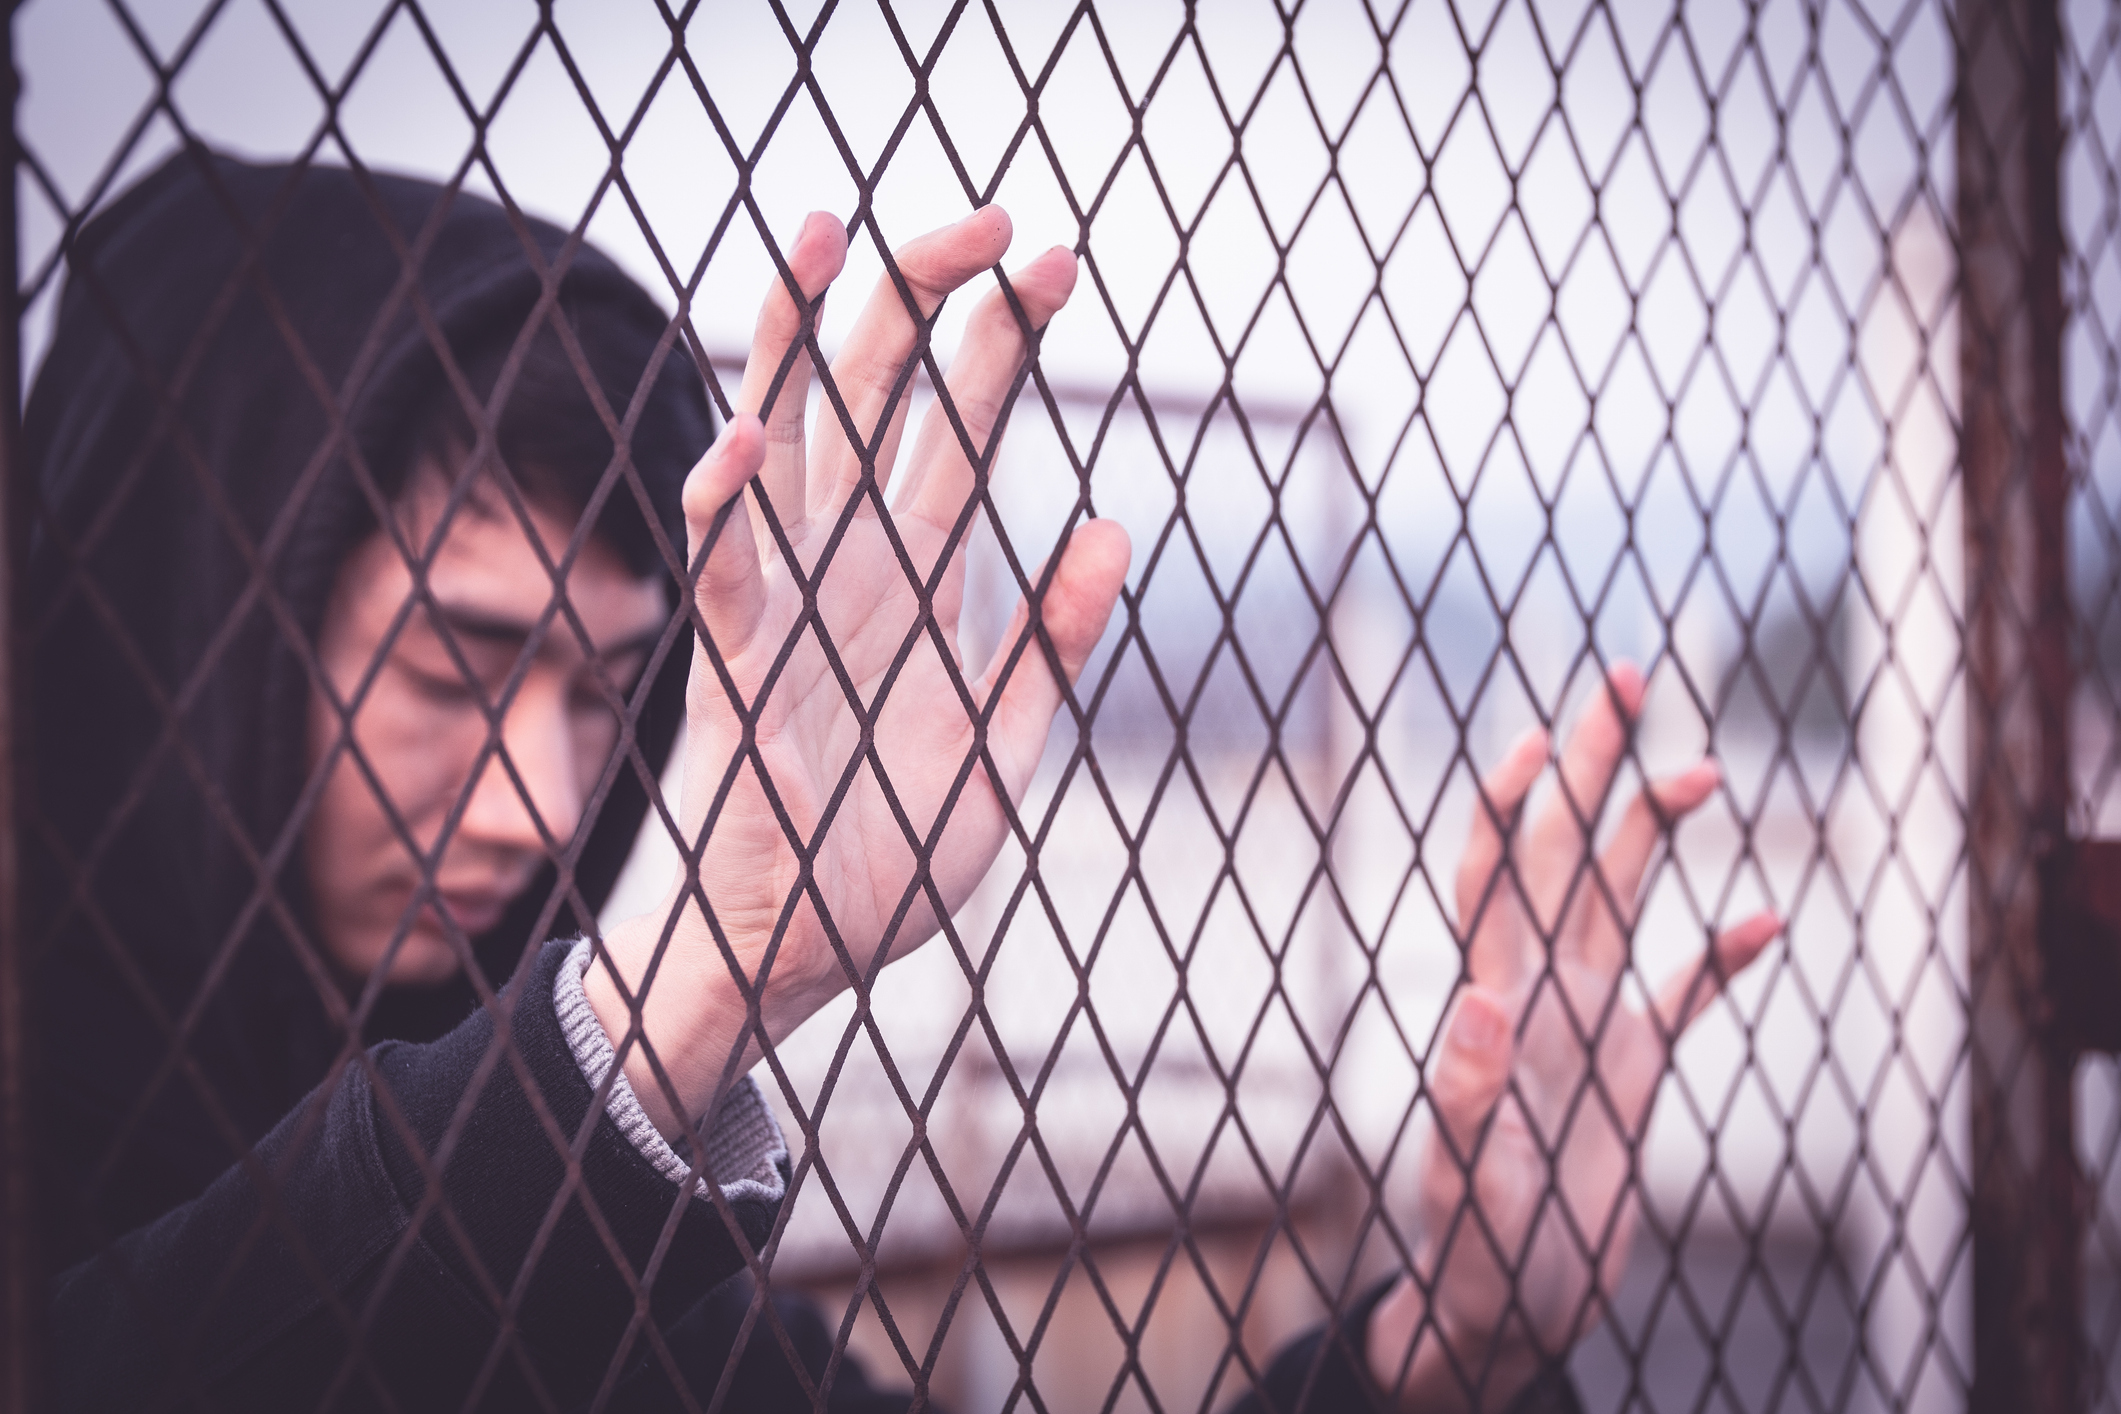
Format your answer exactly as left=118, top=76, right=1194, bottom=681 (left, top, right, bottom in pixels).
left=975, top=520, right=1130, bottom=800
left=735, top=212, right=849, bottom=551
left=898, top=245, right=1078, bottom=528
left=1428, top=986, right=1514, bottom=1161
left=1526, top=661, right=1644, bottom=927
left=1651, top=910, right=1782, bottom=1037
left=812, top=207, right=1014, bottom=518
left=680, top=413, right=769, bottom=657
left=1576, top=760, right=1720, bottom=973
left=1456, top=726, right=1548, bottom=989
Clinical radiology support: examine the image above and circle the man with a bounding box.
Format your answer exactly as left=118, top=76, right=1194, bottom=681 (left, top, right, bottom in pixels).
left=28, top=149, right=1774, bottom=1411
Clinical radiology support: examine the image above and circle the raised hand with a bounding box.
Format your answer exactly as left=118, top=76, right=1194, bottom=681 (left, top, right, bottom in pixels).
left=1368, top=665, right=1780, bottom=1410
left=589, top=210, right=1130, bottom=1137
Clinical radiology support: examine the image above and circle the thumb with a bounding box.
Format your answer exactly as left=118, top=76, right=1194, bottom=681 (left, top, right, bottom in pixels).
left=1430, top=985, right=1514, bottom=1160
left=681, top=413, right=769, bottom=657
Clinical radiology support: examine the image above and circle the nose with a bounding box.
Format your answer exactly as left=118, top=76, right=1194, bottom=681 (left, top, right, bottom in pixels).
left=458, top=675, right=583, bottom=856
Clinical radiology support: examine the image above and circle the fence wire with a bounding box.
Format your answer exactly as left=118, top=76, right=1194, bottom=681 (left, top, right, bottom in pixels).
left=2066, top=0, right=2121, bottom=1408
left=8, top=0, right=2119, bottom=1411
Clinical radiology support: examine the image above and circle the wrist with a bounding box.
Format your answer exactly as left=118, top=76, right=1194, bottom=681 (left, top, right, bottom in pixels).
left=584, top=906, right=814, bottom=1139
left=1368, top=1274, right=1543, bottom=1413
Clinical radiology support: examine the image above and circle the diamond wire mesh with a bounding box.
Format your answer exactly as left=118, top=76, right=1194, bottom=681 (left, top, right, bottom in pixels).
left=2063, top=0, right=2121, bottom=1407
left=1, top=0, right=2050, bottom=1410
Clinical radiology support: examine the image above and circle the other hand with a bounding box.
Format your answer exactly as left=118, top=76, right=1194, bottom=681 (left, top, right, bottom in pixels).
left=1368, top=664, right=1780, bottom=1409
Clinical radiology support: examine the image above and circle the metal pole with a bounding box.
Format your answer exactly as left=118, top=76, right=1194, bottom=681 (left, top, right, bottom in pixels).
left=0, top=2, right=30, bottom=1406
left=1957, top=0, right=2080, bottom=1409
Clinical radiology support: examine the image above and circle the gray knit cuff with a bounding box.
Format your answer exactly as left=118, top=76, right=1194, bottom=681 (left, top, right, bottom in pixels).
left=553, top=938, right=786, bottom=1205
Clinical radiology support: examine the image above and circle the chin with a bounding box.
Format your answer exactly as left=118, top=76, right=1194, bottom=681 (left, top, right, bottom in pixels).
left=378, top=934, right=468, bottom=987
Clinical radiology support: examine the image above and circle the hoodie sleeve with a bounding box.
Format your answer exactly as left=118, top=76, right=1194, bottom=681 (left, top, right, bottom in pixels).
left=48, top=939, right=778, bottom=1413
left=1218, top=1279, right=1587, bottom=1414
left=551, top=936, right=788, bottom=1208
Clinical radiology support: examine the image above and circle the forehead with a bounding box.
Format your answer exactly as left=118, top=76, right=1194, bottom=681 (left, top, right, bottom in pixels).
left=333, top=466, right=667, bottom=638
left=392, top=465, right=582, bottom=563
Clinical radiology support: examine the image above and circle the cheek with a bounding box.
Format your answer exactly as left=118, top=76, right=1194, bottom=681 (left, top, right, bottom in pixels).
left=331, top=688, right=491, bottom=842
left=570, top=710, right=624, bottom=798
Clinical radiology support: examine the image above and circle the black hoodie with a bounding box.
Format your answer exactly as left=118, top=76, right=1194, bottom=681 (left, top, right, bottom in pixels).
left=20, top=147, right=806, bottom=1411
left=21, top=149, right=1576, bottom=1414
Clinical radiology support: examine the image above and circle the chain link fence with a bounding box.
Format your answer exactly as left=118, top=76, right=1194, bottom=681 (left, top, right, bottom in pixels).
left=2, top=0, right=2118, bottom=1410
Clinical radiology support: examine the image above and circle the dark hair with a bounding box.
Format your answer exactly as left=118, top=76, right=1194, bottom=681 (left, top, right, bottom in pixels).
left=390, top=299, right=698, bottom=581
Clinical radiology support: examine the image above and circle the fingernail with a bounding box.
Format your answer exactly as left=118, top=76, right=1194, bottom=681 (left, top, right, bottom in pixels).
left=1609, top=661, right=1646, bottom=714
left=1454, top=996, right=1506, bottom=1056
left=712, top=410, right=759, bottom=450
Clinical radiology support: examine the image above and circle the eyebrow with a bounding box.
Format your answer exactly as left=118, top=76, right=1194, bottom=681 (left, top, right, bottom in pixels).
left=428, top=603, right=665, bottom=666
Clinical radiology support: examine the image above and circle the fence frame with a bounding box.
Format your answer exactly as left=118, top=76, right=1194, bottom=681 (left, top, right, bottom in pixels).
left=0, top=4, right=29, bottom=1408
left=1959, top=0, right=2079, bottom=1410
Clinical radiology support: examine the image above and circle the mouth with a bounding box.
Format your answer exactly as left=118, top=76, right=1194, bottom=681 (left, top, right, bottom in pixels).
left=426, top=889, right=511, bottom=937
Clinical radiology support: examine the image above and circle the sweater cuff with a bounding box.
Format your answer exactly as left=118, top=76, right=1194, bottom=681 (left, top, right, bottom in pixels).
left=553, top=938, right=786, bottom=1206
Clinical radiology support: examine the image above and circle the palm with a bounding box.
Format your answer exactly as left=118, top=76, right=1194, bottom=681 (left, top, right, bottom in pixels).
left=691, top=508, right=1013, bottom=993
left=1423, top=963, right=1661, bottom=1352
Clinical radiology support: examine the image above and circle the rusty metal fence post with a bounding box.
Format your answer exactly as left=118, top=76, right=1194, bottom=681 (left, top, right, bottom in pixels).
left=1959, top=0, right=2096, bottom=1409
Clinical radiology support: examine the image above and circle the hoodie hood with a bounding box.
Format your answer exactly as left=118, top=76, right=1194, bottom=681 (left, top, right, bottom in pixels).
left=24, top=148, right=708, bottom=1260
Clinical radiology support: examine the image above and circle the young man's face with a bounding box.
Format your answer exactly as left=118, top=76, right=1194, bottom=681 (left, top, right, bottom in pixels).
left=305, top=470, right=668, bottom=987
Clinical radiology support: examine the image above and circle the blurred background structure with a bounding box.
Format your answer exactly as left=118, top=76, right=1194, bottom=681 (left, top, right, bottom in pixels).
left=5, top=1, right=2121, bottom=1411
